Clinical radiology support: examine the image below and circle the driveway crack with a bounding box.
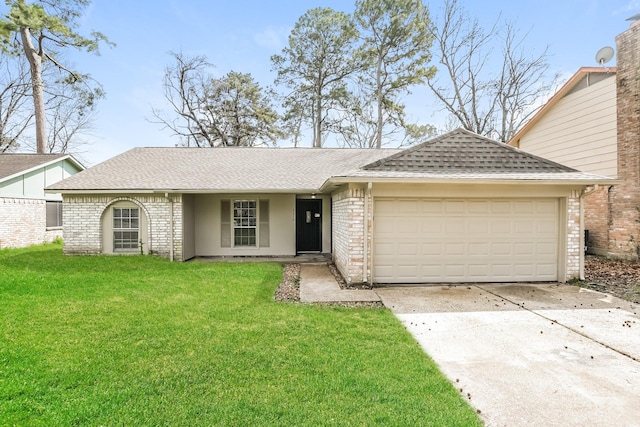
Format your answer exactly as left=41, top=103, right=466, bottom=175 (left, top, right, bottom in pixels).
left=474, top=285, right=640, bottom=364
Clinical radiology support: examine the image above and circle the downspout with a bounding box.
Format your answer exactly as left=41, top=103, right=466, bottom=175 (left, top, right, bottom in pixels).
left=166, top=192, right=174, bottom=262
left=363, top=182, right=372, bottom=284
left=579, top=185, right=600, bottom=280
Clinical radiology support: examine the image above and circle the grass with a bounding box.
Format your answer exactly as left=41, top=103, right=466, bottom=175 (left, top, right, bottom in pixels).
left=0, top=243, right=482, bottom=426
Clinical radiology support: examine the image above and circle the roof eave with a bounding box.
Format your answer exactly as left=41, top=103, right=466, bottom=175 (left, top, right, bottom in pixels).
left=322, top=176, right=620, bottom=188
left=45, top=187, right=324, bottom=195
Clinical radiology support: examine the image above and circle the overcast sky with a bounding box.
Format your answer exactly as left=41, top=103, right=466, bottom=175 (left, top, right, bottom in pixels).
left=7, top=0, right=639, bottom=165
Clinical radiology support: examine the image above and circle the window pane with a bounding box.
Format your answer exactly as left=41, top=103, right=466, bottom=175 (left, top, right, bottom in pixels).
left=114, top=208, right=140, bottom=251
left=46, top=201, right=62, bottom=227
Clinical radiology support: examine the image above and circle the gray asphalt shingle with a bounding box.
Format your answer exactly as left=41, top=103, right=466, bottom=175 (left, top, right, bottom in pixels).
left=46, top=128, right=614, bottom=193
left=0, top=153, right=68, bottom=181
left=363, top=128, right=577, bottom=173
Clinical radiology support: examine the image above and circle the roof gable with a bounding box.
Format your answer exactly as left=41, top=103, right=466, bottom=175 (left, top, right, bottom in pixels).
left=363, top=128, right=576, bottom=173
left=0, top=153, right=83, bottom=183
left=508, top=67, right=616, bottom=146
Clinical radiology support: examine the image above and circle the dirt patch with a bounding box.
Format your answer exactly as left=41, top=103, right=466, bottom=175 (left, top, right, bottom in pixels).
left=583, top=255, right=640, bottom=303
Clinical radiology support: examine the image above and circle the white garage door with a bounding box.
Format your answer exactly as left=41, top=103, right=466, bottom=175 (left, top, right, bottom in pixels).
left=373, top=198, right=559, bottom=283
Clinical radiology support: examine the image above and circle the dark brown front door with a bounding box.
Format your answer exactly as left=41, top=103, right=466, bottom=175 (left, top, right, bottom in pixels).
left=296, top=199, right=322, bottom=252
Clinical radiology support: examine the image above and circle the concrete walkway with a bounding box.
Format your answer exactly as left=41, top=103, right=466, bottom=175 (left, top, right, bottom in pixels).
left=299, top=263, right=380, bottom=303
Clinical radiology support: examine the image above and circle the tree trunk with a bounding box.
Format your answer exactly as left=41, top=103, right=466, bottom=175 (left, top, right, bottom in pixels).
left=314, top=88, right=322, bottom=148
left=375, top=56, right=383, bottom=149
left=20, top=27, right=46, bottom=154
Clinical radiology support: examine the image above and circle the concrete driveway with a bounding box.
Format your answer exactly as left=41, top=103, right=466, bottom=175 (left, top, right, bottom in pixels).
left=375, top=284, right=640, bottom=427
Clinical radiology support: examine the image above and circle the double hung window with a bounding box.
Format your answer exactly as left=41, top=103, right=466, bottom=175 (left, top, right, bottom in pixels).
left=113, top=208, right=139, bottom=251
left=233, top=200, right=256, bottom=246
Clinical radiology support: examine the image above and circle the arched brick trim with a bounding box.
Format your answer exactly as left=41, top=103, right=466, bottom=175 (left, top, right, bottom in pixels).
left=100, top=197, right=153, bottom=253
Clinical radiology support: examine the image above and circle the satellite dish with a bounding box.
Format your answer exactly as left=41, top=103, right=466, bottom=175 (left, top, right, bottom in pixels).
left=595, top=46, right=614, bottom=65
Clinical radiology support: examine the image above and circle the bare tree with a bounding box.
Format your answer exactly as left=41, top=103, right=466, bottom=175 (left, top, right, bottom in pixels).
left=0, top=55, right=32, bottom=152
left=426, top=0, right=556, bottom=142
left=152, top=52, right=282, bottom=147
left=1, top=0, right=111, bottom=153
left=45, top=74, right=102, bottom=154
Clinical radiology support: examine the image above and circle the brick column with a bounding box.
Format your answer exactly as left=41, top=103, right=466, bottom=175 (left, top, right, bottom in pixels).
left=331, top=185, right=366, bottom=284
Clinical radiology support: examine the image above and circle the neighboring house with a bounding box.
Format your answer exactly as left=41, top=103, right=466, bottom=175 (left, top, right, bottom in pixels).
left=509, top=20, right=640, bottom=259
left=46, top=128, right=613, bottom=284
left=0, top=154, right=84, bottom=248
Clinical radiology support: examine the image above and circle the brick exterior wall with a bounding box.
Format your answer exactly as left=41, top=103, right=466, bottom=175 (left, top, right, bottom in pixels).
left=331, top=185, right=366, bottom=284
left=63, top=194, right=183, bottom=260
left=0, top=197, right=62, bottom=248
left=608, top=21, right=640, bottom=259
left=584, top=186, right=611, bottom=256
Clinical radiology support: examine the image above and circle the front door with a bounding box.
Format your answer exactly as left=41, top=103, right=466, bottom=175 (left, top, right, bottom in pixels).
left=296, top=199, right=322, bottom=252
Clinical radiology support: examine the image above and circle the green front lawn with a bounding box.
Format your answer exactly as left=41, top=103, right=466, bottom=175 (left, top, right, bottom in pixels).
left=0, top=243, right=481, bottom=426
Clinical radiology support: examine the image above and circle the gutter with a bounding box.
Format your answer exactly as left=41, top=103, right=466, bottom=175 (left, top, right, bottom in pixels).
left=166, top=192, right=174, bottom=262
left=363, top=182, right=372, bottom=284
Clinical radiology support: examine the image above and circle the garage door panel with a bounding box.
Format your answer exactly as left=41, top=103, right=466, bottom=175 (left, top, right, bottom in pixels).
left=422, top=220, right=442, bottom=233
left=422, top=243, right=442, bottom=255
left=514, top=200, right=535, bottom=213
left=492, top=221, right=512, bottom=234
left=445, top=264, right=465, bottom=278
left=445, top=200, right=466, bottom=213
left=515, top=242, right=535, bottom=255
left=469, top=242, right=489, bottom=256
left=374, top=198, right=559, bottom=283
left=445, top=219, right=465, bottom=234
left=492, top=243, right=512, bottom=256
left=445, top=243, right=465, bottom=255
left=397, top=200, right=420, bottom=213
left=468, top=264, right=489, bottom=276
left=468, top=219, right=490, bottom=234
left=398, top=243, right=418, bottom=255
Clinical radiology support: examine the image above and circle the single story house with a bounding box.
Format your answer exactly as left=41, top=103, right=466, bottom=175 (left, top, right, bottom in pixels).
left=46, top=129, right=615, bottom=284
left=0, top=153, right=84, bottom=248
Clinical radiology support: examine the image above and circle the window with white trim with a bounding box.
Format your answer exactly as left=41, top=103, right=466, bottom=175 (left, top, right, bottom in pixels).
left=233, top=200, right=256, bottom=246
left=113, top=207, right=139, bottom=251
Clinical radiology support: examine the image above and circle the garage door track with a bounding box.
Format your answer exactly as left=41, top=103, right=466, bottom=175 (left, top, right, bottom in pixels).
left=376, top=283, right=640, bottom=427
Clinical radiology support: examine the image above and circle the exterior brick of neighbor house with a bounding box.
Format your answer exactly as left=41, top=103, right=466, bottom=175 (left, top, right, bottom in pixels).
left=63, top=194, right=183, bottom=260
left=583, top=187, right=611, bottom=256
left=608, top=21, right=640, bottom=259
left=0, top=197, right=62, bottom=248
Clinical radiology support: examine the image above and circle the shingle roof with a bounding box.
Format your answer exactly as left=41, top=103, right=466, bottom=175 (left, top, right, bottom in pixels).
left=363, top=128, right=577, bottom=173
left=0, top=153, right=69, bottom=181
left=46, top=147, right=402, bottom=192
left=47, top=130, right=617, bottom=194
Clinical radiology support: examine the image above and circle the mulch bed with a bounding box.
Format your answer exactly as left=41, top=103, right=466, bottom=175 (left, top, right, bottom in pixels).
left=583, top=255, right=640, bottom=303
left=275, top=256, right=640, bottom=305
